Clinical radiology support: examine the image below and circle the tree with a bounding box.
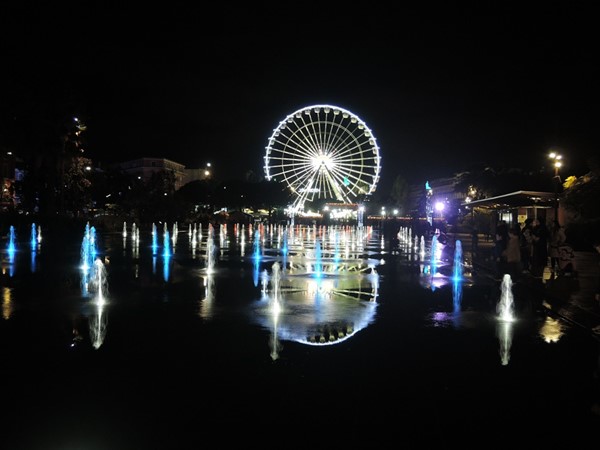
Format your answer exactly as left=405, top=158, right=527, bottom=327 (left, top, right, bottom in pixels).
left=454, top=164, right=551, bottom=200
left=142, top=170, right=178, bottom=223
left=255, top=179, right=292, bottom=221
left=88, top=165, right=132, bottom=214
left=63, top=156, right=92, bottom=217
left=390, top=175, right=410, bottom=215
left=559, top=156, right=600, bottom=248
left=174, top=179, right=216, bottom=222
left=561, top=159, right=600, bottom=222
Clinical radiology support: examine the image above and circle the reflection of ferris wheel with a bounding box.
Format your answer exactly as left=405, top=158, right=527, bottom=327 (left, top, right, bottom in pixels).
left=263, top=104, right=381, bottom=212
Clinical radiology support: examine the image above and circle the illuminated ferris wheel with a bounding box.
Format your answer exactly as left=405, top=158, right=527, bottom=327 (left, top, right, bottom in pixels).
left=263, top=105, right=381, bottom=212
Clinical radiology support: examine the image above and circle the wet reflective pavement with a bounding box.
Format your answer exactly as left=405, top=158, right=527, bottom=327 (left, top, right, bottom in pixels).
left=1, top=223, right=599, bottom=448
left=468, top=234, right=600, bottom=337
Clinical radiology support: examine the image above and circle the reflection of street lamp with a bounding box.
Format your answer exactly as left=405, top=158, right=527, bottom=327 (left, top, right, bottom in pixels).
left=548, top=152, right=563, bottom=221
left=357, top=204, right=365, bottom=228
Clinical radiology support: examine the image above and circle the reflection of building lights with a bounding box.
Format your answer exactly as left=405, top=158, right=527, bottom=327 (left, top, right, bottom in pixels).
left=2, top=287, right=13, bottom=320
left=540, top=316, right=563, bottom=343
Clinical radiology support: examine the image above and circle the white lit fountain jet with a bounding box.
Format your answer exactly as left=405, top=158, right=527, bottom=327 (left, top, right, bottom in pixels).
left=88, top=258, right=108, bottom=349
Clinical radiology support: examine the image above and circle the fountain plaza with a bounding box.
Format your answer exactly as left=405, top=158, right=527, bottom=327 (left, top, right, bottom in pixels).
left=1, top=220, right=598, bottom=448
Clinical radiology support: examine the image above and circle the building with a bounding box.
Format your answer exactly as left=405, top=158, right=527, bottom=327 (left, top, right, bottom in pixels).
left=117, top=157, right=187, bottom=190
left=461, top=190, right=557, bottom=228
left=406, top=176, right=464, bottom=218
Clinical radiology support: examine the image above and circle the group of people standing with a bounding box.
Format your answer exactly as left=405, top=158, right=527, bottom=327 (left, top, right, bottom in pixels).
left=493, top=217, right=567, bottom=279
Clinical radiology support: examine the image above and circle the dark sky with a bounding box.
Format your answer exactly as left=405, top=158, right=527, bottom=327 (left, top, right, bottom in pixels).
left=1, top=3, right=597, bottom=192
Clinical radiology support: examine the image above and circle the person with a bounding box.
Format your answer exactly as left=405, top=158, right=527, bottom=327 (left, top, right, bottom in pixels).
left=502, top=226, right=522, bottom=279
left=530, top=218, right=549, bottom=277
left=494, top=219, right=508, bottom=263
left=548, top=220, right=567, bottom=273
left=471, top=225, right=479, bottom=256
left=520, top=218, right=534, bottom=273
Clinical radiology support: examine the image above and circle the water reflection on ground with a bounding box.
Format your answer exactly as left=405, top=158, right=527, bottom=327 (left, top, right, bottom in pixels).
left=0, top=221, right=598, bottom=447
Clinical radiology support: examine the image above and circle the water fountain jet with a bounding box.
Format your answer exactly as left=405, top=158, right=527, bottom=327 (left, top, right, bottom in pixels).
left=497, top=274, right=515, bottom=322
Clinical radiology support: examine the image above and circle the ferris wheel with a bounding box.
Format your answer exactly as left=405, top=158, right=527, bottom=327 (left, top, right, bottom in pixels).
left=263, top=105, right=381, bottom=212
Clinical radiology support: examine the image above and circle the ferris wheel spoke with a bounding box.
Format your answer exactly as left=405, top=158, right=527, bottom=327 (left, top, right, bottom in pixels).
left=297, top=115, right=323, bottom=153
left=290, top=163, right=321, bottom=190
left=327, top=171, right=354, bottom=201
left=272, top=136, right=315, bottom=161
left=288, top=130, right=320, bottom=156
left=326, top=126, right=353, bottom=154
left=313, top=117, right=325, bottom=151
left=333, top=159, right=378, bottom=179
left=334, top=160, right=376, bottom=178
left=330, top=137, right=368, bottom=160
left=317, top=171, right=340, bottom=200
left=321, top=119, right=335, bottom=152
left=314, top=169, right=342, bottom=202
left=269, top=151, right=316, bottom=179
left=331, top=159, right=370, bottom=179
left=290, top=170, right=318, bottom=194
left=282, top=160, right=317, bottom=181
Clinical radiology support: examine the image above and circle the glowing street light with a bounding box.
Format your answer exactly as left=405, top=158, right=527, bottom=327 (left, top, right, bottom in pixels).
left=549, top=152, right=562, bottom=176
left=548, top=152, right=563, bottom=222
left=433, top=201, right=445, bottom=231
left=204, top=162, right=212, bottom=178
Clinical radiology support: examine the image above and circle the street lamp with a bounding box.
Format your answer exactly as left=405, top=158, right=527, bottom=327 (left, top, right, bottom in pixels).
left=434, top=201, right=445, bottom=231
left=548, top=152, right=563, bottom=222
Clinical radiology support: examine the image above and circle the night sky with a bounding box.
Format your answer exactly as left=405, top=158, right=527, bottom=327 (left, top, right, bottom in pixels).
left=2, top=3, right=597, bottom=193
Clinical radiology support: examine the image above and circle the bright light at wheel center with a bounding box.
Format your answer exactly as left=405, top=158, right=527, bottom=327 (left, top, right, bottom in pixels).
left=312, top=152, right=333, bottom=171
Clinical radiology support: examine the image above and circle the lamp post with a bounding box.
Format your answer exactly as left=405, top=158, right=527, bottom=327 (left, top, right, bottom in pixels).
left=548, top=152, right=562, bottom=223
left=434, top=201, right=445, bottom=232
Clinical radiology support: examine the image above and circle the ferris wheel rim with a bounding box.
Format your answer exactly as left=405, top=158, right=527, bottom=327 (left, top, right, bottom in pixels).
left=263, top=104, right=381, bottom=212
